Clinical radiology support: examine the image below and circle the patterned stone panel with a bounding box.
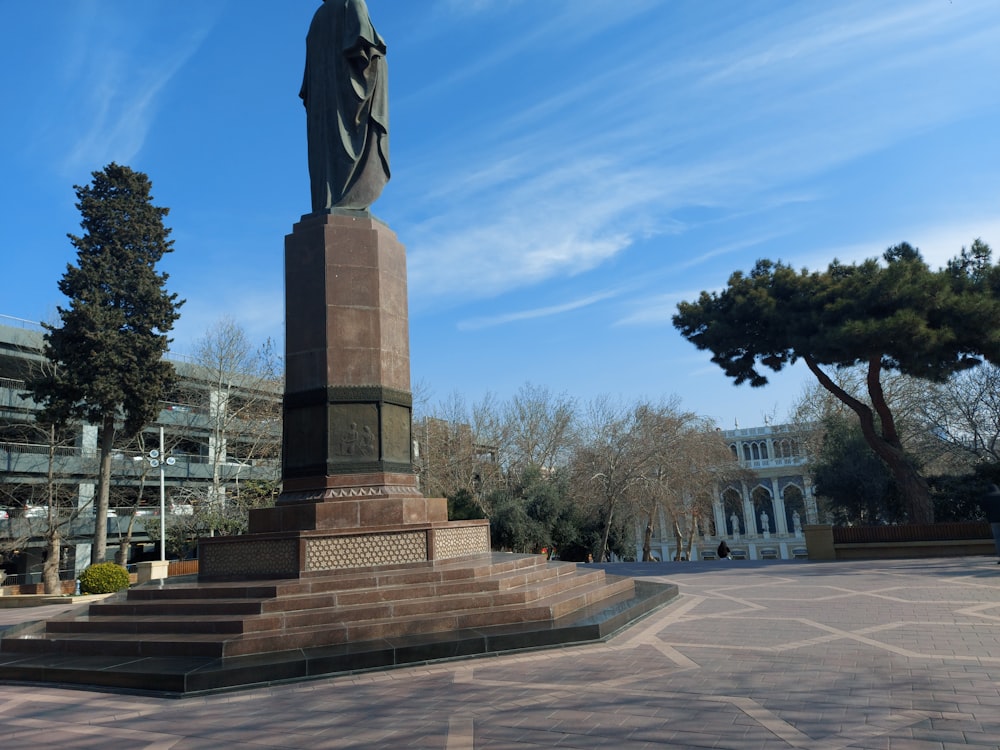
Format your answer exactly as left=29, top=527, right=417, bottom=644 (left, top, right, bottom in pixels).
left=433, top=524, right=491, bottom=559
left=201, top=538, right=300, bottom=578
left=304, top=531, right=427, bottom=571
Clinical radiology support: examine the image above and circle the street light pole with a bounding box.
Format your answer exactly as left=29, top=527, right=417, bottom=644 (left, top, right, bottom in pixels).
left=145, top=426, right=175, bottom=563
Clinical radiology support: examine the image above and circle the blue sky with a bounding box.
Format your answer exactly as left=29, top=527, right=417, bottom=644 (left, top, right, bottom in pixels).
left=2, top=0, right=999, bottom=428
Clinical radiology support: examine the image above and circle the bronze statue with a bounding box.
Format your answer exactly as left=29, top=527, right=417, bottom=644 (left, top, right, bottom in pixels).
left=301, top=0, right=390, bottom=212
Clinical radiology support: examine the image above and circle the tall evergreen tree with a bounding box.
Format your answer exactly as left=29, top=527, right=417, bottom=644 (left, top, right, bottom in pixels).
left=30, top=163, right=183, bottom=564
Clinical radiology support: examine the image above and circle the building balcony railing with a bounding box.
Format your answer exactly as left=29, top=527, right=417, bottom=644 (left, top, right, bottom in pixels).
left=738, top=455, right=808, bottom=470
left=0, top=441, right=279, bottom=482
left=0, top=514, right=157, bottom=541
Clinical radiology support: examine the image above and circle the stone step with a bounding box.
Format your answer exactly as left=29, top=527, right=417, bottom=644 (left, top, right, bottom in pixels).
left=44, top=612, right=285, bottom=636
left=43, top=566, right=617, bottom=643
left=2, top=579, right=634, bottom=660
left=91, top=598, right=266, bottom=618
left=85, top=558, right=579, bottom=622
left=0, top=557, right=679, bottom=695
left=121, top=554, right=554, bottom=602
left=260, top=563, right=584, bottom=612
left=0, top=631, right=230, bottom=658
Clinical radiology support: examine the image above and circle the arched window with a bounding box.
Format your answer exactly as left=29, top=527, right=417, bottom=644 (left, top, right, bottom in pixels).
left=775, top=439, right=798, bottom=458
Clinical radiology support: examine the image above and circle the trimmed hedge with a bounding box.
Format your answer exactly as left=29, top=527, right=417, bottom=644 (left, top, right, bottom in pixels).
left=78, top=562, right=130, bottom=594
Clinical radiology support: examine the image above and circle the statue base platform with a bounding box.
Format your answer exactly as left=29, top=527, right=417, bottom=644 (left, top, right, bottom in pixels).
left=198, top=519, right=491, bottom=580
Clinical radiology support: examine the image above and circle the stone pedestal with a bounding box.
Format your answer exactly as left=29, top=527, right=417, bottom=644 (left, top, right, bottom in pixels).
left=136, top=560, right=169, bottom=583
left=200, top=211, right=489, bottom=579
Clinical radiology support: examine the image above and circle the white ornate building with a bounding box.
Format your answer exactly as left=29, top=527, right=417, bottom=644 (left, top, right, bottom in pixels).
left=639, top=423, right=818, bottom=561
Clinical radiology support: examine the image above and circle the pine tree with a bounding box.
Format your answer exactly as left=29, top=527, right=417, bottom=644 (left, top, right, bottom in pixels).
left=30, top=163, right=183, bottom=564
left=674, top=241, right=1000, bottom=524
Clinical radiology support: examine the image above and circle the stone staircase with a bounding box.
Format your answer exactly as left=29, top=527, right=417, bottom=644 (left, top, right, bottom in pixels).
left=0, top=554, right=676, bottom=695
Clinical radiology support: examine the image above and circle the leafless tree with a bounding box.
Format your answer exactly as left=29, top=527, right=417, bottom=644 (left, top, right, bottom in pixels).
left=571, top=398, right=672, bottom=562
left=792, top=364, right=967, bottom=481
left=0, top=421, right=91, bottom=593
left=917, top=363, right=1000, bottom=466
left=415, top=392, right=500, bottom=512
left=416, top=384, right=577, bottom=519
left=641, top=419, right=751, bottom=561
left=171, top=317, right=281, bottom=536
left=498, top=383, right=577, bottom=483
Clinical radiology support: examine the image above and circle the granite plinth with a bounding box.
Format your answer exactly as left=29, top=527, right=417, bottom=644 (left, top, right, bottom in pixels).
left=282, top=213, right=414, bottom=484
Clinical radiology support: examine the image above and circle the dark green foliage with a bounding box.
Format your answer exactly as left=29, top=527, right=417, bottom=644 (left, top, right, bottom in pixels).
left=489, top=492, right=548, bottom=553
left=928, top=463, right=997, bottom=522
left=558, top=506, right=633, bottom=562
left=673, top=240, right=1000, bottom=524
left=78, top=562, right=130, bottom=594
left=31, top=163, right=183, bottom=436
left=674, top=242, right=1000, bottom=388
left=812, top=415, right=904, bottom=525
left=486, top=466, right=633, bottom=561
left=447, top=489, right=486, bottom=521
left=28, top=163, right=184, bottom=563
left=488, top=468, right=587, bottom=556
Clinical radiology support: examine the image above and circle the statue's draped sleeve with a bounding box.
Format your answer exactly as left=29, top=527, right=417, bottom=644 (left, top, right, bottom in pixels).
left=301, top=0, right=389, bottom=212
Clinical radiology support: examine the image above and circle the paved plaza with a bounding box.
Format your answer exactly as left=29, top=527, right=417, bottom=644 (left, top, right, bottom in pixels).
left=1, top=556, right=999, bottom=749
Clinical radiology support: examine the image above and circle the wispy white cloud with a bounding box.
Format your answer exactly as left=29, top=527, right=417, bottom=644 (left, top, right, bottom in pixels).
left=797, top=218, right=1000, bottom=275
left=58, top=8, right=217, bottom=177
left=400, top=0, right=659, bottom=110
left=620, top=214, right=1000, bottom=330
left=616, top=290, right=698, bottom=328
left=399, top=0, right=1000, bottom=312
left=457, top=289, right=620, bottom=331
left=433, top=0, right=529, bottom=16
left=406, top=157, right=668, bottom=303
left=170, top=285, right=284, bottom=357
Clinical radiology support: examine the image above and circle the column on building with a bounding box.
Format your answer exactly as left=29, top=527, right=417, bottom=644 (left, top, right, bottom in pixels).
left=741, top=481, right=755, bottom=537
left=712, top=498, right=726, bottom=541
left=803, top=477, right=819, bottom=524
left=207, top=386, right=228, bottom=507
left=75, top=424, right=97, bottom=575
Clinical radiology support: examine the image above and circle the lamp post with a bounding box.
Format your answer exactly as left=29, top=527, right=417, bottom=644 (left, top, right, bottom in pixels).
left=142, top=426, right=175, bottom=562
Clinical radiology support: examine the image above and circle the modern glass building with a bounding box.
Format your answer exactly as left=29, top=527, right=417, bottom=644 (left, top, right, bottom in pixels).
left=0, top=316, right=281, bottom=585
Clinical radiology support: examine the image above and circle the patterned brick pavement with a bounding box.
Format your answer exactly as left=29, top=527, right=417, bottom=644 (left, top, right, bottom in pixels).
left=1, top=556, right=998, bottom=749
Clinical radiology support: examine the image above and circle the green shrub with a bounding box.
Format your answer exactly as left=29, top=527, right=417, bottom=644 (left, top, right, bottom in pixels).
left=78, top=562, right=130, bottom=594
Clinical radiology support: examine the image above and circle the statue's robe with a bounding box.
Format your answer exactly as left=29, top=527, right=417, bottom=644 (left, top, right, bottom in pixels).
left=301, top=0, right=390, bottom=212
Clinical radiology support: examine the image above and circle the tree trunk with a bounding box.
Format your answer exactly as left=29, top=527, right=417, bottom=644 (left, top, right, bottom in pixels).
left=804, top=355, right=934, bottom=524
left=684, top=515, right=698, bottom=561
left=598, top=500, right=615, bottom=562
left=92, top=412, right=116, bottom=564
left=114, top=514, right=138, bottom=566
left=43, top=529, right=61, bottom=595
left=671, top=518, right=684, bottom=560
left=642, top=507, right=655, bottom=561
